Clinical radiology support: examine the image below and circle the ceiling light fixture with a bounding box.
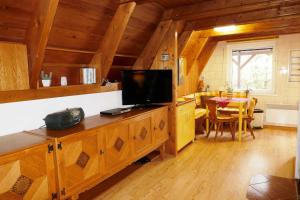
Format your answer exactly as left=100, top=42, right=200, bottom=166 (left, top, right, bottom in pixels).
left=214, top=25, right=237, bottom=33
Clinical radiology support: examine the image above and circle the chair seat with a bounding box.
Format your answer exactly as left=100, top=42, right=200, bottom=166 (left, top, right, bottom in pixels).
left=231, top=113, right=251, bottom=120
left=195, top=108, right=206, bottom=119
left=217, top=115, right=237, bottom=121
left=218, top=107, right=245, bottom=113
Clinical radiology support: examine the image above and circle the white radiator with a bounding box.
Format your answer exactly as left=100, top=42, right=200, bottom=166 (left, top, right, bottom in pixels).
left=265, top=104, right=298, bottom=127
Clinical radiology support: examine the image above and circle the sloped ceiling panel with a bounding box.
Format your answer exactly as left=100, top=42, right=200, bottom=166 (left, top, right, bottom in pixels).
left=0, top=0, right=39, bottom=43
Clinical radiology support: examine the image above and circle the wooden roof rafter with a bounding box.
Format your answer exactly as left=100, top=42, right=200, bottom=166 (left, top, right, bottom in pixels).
left=133, top=19, right=173, bottom=69
left=26, top=0, right=59, bottom=89
left=90, top=2, right=136, bottom=83
left=119, top=0, right=166, bottom=8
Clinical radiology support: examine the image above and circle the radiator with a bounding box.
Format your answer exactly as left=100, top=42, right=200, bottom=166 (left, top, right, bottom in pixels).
left=265, top=104, right=298, bottom=127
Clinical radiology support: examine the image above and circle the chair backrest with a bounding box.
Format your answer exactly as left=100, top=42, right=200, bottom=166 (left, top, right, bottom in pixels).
left=206, top=100, right=218, bottom=121
left=248, top=98, right=258, bottom=118
left=220, top=90, right=249, bottom=98
left=197, top=91, right=220, bottom=108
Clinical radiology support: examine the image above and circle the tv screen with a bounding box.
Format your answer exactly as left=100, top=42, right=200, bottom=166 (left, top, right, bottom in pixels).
left=122, top=70, right=172, bottom=105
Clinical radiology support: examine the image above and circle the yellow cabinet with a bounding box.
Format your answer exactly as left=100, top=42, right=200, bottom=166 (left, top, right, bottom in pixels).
left=176, top=101, right=195, bottom=151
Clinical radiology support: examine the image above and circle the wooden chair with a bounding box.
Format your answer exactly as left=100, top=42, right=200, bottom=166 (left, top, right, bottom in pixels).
left=206, top=100, right=237, bottom=140
left=232, top=97, right=258, bottom=139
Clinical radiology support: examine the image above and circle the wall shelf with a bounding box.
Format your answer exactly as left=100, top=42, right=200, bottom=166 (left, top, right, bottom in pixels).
left=0, top=83, right=121, bottom=104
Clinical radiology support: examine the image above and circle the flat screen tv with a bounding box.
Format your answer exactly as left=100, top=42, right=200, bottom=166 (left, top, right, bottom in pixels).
left=122, top=70, right=172, bottom=105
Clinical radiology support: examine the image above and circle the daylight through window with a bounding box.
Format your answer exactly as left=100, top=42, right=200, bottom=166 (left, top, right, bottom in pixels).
left=231, top=47, right=274, bottom=93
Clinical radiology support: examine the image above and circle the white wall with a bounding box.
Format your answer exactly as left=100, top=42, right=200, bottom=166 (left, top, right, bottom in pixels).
left=0, top=91, right=122, bottom=136
left=202, top=33, right=300, bottom=113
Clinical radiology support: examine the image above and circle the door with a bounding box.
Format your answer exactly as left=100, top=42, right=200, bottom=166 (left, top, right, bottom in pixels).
left=152, top=107, right=169, bottom=145
left=57, top=129, right=101, bottom=197
left=0, top=143, right=57, bottom=200
left=130, top=114, right=152, bottom=156
left=102, top=122, right=131, bottom=173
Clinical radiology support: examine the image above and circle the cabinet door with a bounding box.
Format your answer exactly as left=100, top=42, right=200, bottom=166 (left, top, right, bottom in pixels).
left=152, top=107, right=169, bottom=145
left=57, top=129, right=101, bottom=197
left=129, top=114, right=152, bottom=156
left=0, top=144, right=56, bottom=200
left=102, top=122, right=131, bottom=173
left=176, top=102, right=195, bottom=151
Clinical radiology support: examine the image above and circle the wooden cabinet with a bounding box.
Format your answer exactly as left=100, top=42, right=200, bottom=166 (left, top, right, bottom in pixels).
left=152, top=106, right=169, bottom=145
left=55, top=129, right=102, bottom=198
left=130, top=114, right=153, bottom=157
left=176, top=101, right=195, bottom=151
left=5, top=106, right=169, bottom=199
left=101, top=122, right=131, bottom=173
left=0, top=133, right=57, bottom=200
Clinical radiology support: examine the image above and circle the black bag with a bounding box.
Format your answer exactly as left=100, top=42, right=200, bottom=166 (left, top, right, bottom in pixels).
left=44, top=108, right=85, bottom=130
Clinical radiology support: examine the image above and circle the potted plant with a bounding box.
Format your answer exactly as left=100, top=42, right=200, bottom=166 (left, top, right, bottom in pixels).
left=41, top=71, right=52, bottom=87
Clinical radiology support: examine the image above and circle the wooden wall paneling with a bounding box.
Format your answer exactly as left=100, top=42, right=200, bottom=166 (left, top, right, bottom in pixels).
left=0, top=42, right=30, bottom=91
left=41, top=66, right=81, bottom=86
left=46, top=0, right=117, bottom=51
left=133, top=20, right=173, bottom=69
left=26, top=0, right=59, bottom=89
left=90, top=2, right=136, bottom=83
left=117, top=2, right=164, bottom=57
left=0, top=0, right=39, bottom=43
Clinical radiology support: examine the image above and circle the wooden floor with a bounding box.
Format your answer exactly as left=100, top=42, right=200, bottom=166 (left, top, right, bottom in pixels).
left=80, top=128, right=296, bottom=200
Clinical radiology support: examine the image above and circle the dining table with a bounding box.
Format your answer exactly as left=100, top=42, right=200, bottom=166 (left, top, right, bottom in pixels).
left=206, top=97, right=249, bottom=142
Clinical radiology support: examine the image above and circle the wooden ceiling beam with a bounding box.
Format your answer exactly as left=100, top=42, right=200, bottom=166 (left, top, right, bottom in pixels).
left=214, top=25, right=300, bottom=41
left=27, top=0, right=59, bottom=89
left=119, top=0, right=166, bottom=7
left=164, top=0, right=300, bottom=21
left=185, top=3, right=300, bottom=31
left=90, top=2, right=136, bottom=83
left=182, top=33, right=209, bottom=74
left=198, top=15, right=300, bottom=38
left=133, top=19, right=172, bottom=69
left=197, top=38, right=218, bottom=75
left=178, top=31, right=193, bottom=56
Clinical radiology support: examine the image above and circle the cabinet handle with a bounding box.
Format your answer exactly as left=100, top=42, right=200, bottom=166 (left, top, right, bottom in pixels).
left=99, top=150, right=104, bottom=155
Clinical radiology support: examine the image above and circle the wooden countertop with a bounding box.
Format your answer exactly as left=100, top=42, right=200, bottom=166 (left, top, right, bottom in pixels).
left=0, top=132, right=51, bottom=157
left=176, top=98, right=195, bottom=107
left=28, top=105, right=167, bottom=139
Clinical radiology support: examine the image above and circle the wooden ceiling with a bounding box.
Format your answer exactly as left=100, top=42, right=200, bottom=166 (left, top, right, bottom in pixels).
left=1, top=0, right=300, bottom=87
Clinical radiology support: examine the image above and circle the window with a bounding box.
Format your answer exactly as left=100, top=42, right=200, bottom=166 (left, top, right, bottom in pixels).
left=228, top=41, right=275, bottom=94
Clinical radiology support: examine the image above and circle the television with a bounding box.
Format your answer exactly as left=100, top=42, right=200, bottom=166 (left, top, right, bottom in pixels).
left=122, top=70, right=172, bottom=105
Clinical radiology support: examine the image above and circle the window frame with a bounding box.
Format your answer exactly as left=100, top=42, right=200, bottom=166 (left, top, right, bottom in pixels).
left=226, top=40, right=276, bottom=95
